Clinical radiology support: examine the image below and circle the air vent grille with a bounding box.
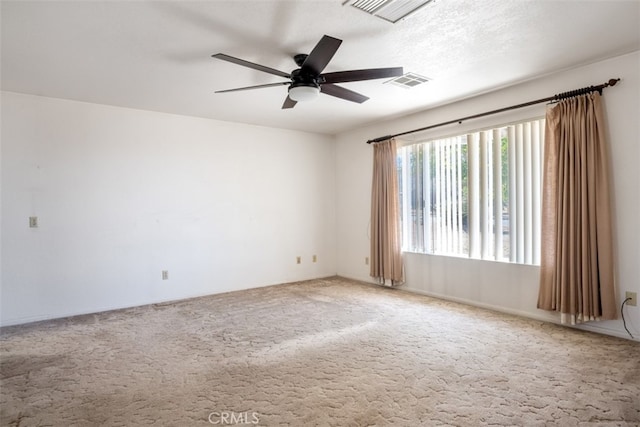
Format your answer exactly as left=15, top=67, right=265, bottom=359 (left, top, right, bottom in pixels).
left=386, top=72, right=431, bottom=89
left=345, top=0, right=435, bottom=23
left=350, top=0, right=389, bottom=13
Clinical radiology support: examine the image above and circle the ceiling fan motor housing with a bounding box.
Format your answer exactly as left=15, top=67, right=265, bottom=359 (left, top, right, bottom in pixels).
left=289, top=68, right=320, bottom=90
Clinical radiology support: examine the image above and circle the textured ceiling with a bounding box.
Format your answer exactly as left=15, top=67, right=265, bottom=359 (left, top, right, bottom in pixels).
left=2, top=0, right=639, bottom=135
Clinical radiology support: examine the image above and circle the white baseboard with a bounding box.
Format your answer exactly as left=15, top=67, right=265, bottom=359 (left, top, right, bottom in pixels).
left=335, top=275, right=638, bottom=342
left=401, top=286, right=639, bottom=342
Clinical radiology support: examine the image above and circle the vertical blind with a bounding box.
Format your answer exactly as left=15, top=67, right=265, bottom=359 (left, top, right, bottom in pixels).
left=398, top=118, right=544, bottom=265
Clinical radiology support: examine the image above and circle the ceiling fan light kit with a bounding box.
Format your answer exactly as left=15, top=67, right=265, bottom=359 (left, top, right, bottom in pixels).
left=288, top=84, right=320, bottom=102
left=212, top=35, right=403, bottom=109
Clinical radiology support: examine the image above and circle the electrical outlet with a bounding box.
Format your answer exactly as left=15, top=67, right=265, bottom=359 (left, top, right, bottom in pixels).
left=626, top=292, right=637, bottom=306
left=162, top=270, right=169, bottom=280
left=365, top=257, right=369, bottom=265
left=29, top=216, right=38, bottom=228
left=312, top=255, right=317, bottom=263
left=296, top=256, right=301, bottom=264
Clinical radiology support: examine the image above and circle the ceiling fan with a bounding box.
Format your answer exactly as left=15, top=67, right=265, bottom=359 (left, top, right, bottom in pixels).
left=212, top=35, right=403, bottom=109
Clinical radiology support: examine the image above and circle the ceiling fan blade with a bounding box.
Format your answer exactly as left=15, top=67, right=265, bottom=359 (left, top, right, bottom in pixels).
left=212, top=53, right=291, bottom=78
left=320, top=84, right=369, bottom=104
left=321, top=67, right=404, bottom=84
left=301, top=35, right=342, bottom=76
left=215, top=82, right=290, bottom=93
left=282, top=95, right=297, bottom=109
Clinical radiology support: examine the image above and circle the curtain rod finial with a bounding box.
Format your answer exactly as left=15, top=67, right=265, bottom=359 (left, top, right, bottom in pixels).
left=608, top=78, right=620, bottom=87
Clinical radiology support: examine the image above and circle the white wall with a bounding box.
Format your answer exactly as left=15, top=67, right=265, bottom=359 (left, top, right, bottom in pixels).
left=335, top=51, right=640, bottom=341
left=1, top=93, right=337, bottom=326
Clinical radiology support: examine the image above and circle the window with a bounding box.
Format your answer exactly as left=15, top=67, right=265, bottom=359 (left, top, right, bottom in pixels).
left=397, top=118, right=544, bottom=265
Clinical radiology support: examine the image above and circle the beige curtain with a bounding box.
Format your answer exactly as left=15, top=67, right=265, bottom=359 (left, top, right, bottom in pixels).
left=370, top=138, right=404, bottom=285
left=538, top=92, right=617, bottom=323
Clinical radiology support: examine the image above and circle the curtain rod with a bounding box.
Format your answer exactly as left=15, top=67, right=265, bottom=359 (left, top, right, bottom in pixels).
left=366, top=78, right=620, bottom=144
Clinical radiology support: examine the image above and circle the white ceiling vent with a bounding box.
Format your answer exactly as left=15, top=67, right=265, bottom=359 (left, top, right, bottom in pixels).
left=343, top=0, right=435, bottom=23
left=386, top=72, right=431, bottom=89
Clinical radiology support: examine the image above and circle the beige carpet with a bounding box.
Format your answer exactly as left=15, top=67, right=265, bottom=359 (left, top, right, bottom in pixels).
left=1, top=277, right=639, bottom=426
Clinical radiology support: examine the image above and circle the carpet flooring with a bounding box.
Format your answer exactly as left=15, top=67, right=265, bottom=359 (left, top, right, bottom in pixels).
left=1, top=277, right=639, bottom=426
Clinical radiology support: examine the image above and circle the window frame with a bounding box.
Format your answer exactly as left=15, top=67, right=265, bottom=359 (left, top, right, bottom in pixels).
left=397, top=116, right=545, bottom=266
